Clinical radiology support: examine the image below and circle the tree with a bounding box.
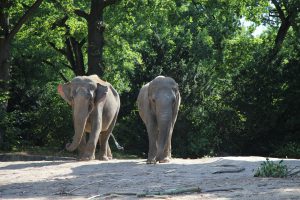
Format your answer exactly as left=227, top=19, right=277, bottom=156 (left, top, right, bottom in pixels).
left=0, top=0, right=44, bottom=145
left=1, top=0, right=299, bottom=158
left=268, top=0, right=299, bottom=61
left=47, top=0, right=120, bottom=77
left=0, top=0, right=43, bottom=84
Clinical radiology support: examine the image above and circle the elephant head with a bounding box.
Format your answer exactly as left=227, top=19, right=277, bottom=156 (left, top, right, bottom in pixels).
left=142, top=76, right=181, bottom=163
left=58, top=76, right=108, bottom=152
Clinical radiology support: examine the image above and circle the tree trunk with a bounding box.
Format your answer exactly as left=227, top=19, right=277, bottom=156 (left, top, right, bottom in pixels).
left=268, top=0, right=298, bottom=61
left=65, top=37, right=86, bottom=76
left=49, top=15, right=86, bottom=77
left=0, top=1, right=11, bottom=146
left=87, top=0, right=105, bottom=77
left=72, top=0, right=119, bottom=77
left=0, top=39, right=10, bottom=83
left=0, top=0, right=10, bottom=84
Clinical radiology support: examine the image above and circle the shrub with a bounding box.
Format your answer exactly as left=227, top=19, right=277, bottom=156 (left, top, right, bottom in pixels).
left=254, top=158, right=288, bottom=178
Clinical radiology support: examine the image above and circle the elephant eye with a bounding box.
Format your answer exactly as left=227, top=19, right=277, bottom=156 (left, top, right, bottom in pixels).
left=89, top=85, right=96, bottom=91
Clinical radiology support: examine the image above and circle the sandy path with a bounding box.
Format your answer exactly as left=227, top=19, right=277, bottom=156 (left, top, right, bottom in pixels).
left=0, top=156, right=299, bottom=199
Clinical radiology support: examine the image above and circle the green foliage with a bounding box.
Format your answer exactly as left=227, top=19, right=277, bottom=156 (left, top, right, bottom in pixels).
left=0, top=44, right=74, bottom=151
left=1, top=0, right=300, bottom=159
left=33, top=81, right=74, bottom=148
left=0, top=82, right=74, bottom=151
left=254, top=158, right=288, bottom=178
left=0, top=110, right=23, bottom=151
left=273, top=143, right=300, bottom=159
left=113, top=111, right=148, bottom=157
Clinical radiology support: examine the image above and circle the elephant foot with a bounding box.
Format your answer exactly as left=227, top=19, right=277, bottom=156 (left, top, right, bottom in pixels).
left=78, top=153, right=95, bottom=161
left=158, top=157, right=170, bottom=163
left=146, top=158, right=157, bottom=164
left=98, top=155, right=109, bottom=161
left=78, top=156, right=95, bottom=161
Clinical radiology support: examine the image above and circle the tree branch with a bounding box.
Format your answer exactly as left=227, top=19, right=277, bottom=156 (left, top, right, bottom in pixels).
left=42, top=60, right=69, bottom=83
left=70, top=37, right=85, bottom=75
left=8, top=0, right=43, bottom=42
left=51, top=15, right=68, bottom=29
left=267, top=0, right=298, bottom=61
left=79, top=38, right=86, bottom=47
left=74, top=9, right=89, bottom=20
left=87, top=187, right=202, bottom=199
left=48, top=42, right=68, bottom=57
left=65, top=39, right=75, bottom=64
left=271, top=0, right=285, bottom=21
left=62, top=62, right=73, bottom=70
left=274, top=14, right=292, bottom=49
left=104, top=0, right=120, bottom=7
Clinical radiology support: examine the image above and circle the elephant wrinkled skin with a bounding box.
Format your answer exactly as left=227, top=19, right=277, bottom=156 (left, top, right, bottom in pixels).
left=58, top=75, right=120, bottom=161
left=137, top=76, right=181, bottom=164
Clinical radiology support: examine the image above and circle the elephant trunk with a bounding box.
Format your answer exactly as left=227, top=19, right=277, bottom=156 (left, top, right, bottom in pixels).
left=156, top=110, right=173, bottom=160
left=66, top=98, right=89, bottom=152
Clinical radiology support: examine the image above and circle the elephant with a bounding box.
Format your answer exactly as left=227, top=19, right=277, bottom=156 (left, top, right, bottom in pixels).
left=137, top=76, right=181, bottom=164
left=57, top=75, right=120, bottom=161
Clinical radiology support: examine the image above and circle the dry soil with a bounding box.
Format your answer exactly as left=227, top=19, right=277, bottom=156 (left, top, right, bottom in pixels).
left=0, top=156, right=299, bottom=200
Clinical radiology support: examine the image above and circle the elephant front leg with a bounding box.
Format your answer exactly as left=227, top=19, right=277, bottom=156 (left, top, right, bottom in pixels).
left=146, top=119, right=158, bottom=164
left=159, top=132, right=173, bottom=163
left=82, top=129, right=103, bottom=160
left=81, top=138, right=97, bottom=161
left=78, top=134, right=87, bottom=160
left=81, top=115, right=102, bottom=161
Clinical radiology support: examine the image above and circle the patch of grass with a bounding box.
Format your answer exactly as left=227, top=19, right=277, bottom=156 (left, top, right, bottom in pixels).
left=254, top=158, right=288, bottom=178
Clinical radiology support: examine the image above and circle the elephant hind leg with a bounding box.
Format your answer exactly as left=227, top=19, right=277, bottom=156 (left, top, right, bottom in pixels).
left=98, top=131, right=112, bottom=160
left=98, top=131, right=111, bottom=161
left=107, top=143, right=112, bottom=159
left=98, top=110, right=119, bottom=160
left=98, top=105, right=119, bottom=160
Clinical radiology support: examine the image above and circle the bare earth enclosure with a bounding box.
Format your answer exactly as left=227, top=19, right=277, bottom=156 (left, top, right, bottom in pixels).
left=0, top=156, right=299, bottom=200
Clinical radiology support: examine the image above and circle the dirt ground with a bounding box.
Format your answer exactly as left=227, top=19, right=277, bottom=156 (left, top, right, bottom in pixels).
left=0, top=156, right=299, bottom=200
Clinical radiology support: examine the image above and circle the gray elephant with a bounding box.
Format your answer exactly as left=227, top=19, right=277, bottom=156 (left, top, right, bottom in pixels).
left=58, top=75, right=120, bottom=161
left=137, top=76, right=181, bottom=164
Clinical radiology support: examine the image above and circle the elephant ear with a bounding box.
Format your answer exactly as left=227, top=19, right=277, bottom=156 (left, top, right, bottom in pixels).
left=58, top=83, right=72, bottom=105
left=95, top=83, right=108, bottom=104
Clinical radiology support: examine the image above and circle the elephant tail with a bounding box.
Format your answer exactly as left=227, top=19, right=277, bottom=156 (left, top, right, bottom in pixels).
left=110, top=134, right=124, bottom=150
